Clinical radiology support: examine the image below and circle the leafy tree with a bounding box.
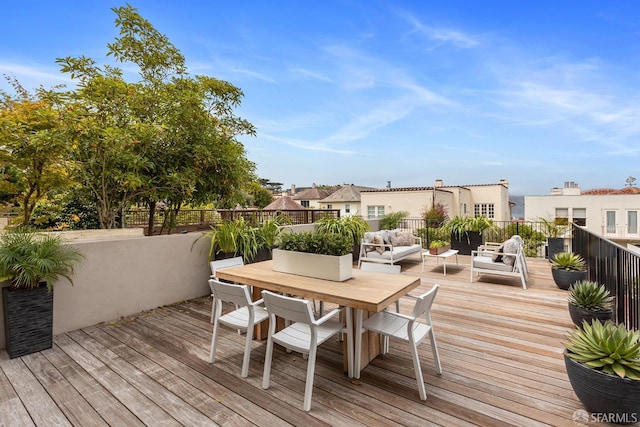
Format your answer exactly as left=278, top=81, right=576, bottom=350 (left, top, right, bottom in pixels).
left=56, top=5, right=256, bottom=232
left=0, top=77, right=70, bottom=225
left=246, top=181, right=274, bottom=208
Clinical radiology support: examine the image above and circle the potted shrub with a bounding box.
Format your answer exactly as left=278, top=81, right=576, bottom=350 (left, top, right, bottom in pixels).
left=273, top=230, right=354, bottom=281
left=316, top=216, right=370, bottom=261
left=378, top=211, right=409, bottom=230
left=0, top=228, right=83, bottom=359
left=428, top=240, right=451, bottom=255
left=539, top=217, right=567, bottom=262
left=564, top=320, right=640, bottom=424
left=445, top=215, right=494, bottom=255
left=567, top=281, right=614, bottom=326
left=551, top=252, right=587, bottom=290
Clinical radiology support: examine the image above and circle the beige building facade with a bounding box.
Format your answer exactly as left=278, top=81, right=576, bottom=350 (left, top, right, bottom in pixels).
left=359, top=179, right=511, bottom=221
left=525, top=182, right=640, bottom=243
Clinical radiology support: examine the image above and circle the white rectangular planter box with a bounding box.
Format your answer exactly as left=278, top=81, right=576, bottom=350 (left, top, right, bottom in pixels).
left=272, top=249, right=353, bottom=281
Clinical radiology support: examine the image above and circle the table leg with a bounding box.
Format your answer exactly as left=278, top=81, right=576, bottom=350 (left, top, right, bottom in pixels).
left=443, top=258, right=447, bottom=275
left=354, top=308, right=363, bottom=379
left=346, top=308, right=354, bottom=378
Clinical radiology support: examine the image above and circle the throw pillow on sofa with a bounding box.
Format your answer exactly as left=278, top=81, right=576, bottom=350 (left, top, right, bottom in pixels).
left=390, top=232, right=413, bottom=247
left=373, top=234, right=385, bottom=254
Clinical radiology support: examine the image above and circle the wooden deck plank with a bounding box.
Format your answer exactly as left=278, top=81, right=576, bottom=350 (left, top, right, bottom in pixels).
left=21, top=352, right=108, bottom=427
left=0, top=355, right=72, bottom=426
left=0, top=356, right=35, bottom=427
left=54, top=333, right=180, bottom=426
left=42, top=344, right=146, bottom=427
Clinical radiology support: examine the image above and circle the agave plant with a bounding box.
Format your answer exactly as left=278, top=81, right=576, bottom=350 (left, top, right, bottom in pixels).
left=551, top=252, right=586, bottom=271
left=566, top=320, right=640, bottom=380
left=568, top=281, right=614, bottom=311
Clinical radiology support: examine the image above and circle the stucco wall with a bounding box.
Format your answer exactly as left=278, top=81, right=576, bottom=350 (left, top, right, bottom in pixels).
left=0, top=231, right=211, bottom=350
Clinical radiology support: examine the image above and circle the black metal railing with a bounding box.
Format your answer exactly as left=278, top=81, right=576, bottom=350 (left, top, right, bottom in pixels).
left=393, top=218, right=552, bottom=257
left=573, top=225, right=640, bottom=330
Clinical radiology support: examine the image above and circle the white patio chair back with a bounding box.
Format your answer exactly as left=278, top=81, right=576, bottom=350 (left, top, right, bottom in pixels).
left=209, top=256, right=245, bottom=322
left=208, top=279, right=269, bottom=378
left=210, top=256, right=244, bottom=278
left=261, top=290, right=353, bottom=412
left=362, top=284, right=442, bottom=401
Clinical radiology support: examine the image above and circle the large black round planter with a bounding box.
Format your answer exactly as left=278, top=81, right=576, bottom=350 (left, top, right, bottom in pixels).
left=450, top=231, right=483, bottom=256
left=552, top=269, right=587, bottom=290
left=564, top=354, right=640, bottom=424
left=568, top=303, right=613, bottom=327
left=2, top=283, right=53, bottom=359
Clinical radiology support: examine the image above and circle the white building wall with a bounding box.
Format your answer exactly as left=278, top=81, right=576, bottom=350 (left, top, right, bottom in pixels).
left=525, top=194, right=640, bottom=241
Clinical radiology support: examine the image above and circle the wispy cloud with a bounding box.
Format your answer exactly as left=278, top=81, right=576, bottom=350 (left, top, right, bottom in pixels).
left=290, top=67, right=332, bottom=82
left=398, top=12, right=479, bottom=49
left=258, top=132, right=356, bottom=154
left=230, top=66, right=276, bottom=83
left=0, top=63, right=71, bottom=88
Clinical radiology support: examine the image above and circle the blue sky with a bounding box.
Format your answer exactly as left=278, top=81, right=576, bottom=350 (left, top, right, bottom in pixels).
left=2, top=1, right=640, bottom=196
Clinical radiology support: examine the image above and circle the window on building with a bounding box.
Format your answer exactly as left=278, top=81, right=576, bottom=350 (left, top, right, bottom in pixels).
left=460, top=203, right=467, bottom=215
left=628, top=211, right=638, bottom=235
left=606, top=210, right=616, bottom=234
left=572, top=208, right=586, bottom=226
left=555, top=208, right=569, bottom=225
left=367, top=205, right=385, bottom=219
left=326, top=204, right=332, bottom=210
left=300, top=200, right=309, bottom=208
left=345, top=204, right=351, bottom=214
left=473, top=203, right=494, bottom=218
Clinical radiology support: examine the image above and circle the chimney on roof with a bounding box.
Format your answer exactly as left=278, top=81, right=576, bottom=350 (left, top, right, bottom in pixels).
left=499, top=178, right=508, bottom=187
left=435, top=179, right=443, bottom=188
left=290, top=184, right=296, bottom=195
left=386, top=181, right=391, bottom=189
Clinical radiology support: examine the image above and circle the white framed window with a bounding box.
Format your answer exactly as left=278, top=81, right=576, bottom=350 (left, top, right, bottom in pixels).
left=572, top=208, right=586, bottom=226
left=474, top=203, right=494, bottom=218
left=605, top=210, right=616, bottom=234
left=345, top=204, right=351, bottom=214
left=627, top=210, right=638, bottom=235
left=555, top=208, right=569, bottom=225
left=367, top=205, right=385, bottom=219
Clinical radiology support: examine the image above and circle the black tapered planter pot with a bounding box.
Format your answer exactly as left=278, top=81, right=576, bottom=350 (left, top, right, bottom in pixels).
left=547, top=238, right=564, bottom=263
left=450, top=231, right=483, bottom=255
left=2, top=282, right=53, bottom=359
left=552, top=269, right=587, bottom=290
left=564, top=354, right=640, bottom=424
left=568, top=303, right=613, bottom=327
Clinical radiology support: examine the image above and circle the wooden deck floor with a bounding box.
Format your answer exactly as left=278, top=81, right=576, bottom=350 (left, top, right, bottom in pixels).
left=0, top=256, right=628, bottom=426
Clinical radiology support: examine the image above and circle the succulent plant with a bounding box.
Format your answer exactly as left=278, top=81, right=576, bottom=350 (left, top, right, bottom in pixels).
left=566, top=320, right=640, bottom=380
left=568, top=281, right=614, bottom=311
left=551, top=252, right=586, bottom=271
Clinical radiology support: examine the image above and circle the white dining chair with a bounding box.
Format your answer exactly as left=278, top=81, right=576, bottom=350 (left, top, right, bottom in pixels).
left=209, top=256, right=244, bottom=323
left=208, top=278, right=269, bottom=378
left=361, top=284, right=442, bottom=400
left=260, top=290, right=353, bottom=412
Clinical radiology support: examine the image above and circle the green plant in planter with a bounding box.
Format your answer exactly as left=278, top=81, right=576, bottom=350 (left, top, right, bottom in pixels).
left=316, top=216, right=370, bottom=243
left=568, top=281, right=614, bottom=311
left=0, top=228, right=84, bottom=291
left=444, top=215, right=495, bottom=239
left=379, top=211, right=409, bottom=230
left=429, top=240, right=450, bottom=249
left=0, top=228, right=83, bottom=359
left=277, top=231, right=353, bottom=256
left=539, top=217, right=567, bottom=238
left=551, top=252, right=586, bottom=271
left=568, top=280, right=614, bottom=326
left=566, top=320, right=640, bottom=380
